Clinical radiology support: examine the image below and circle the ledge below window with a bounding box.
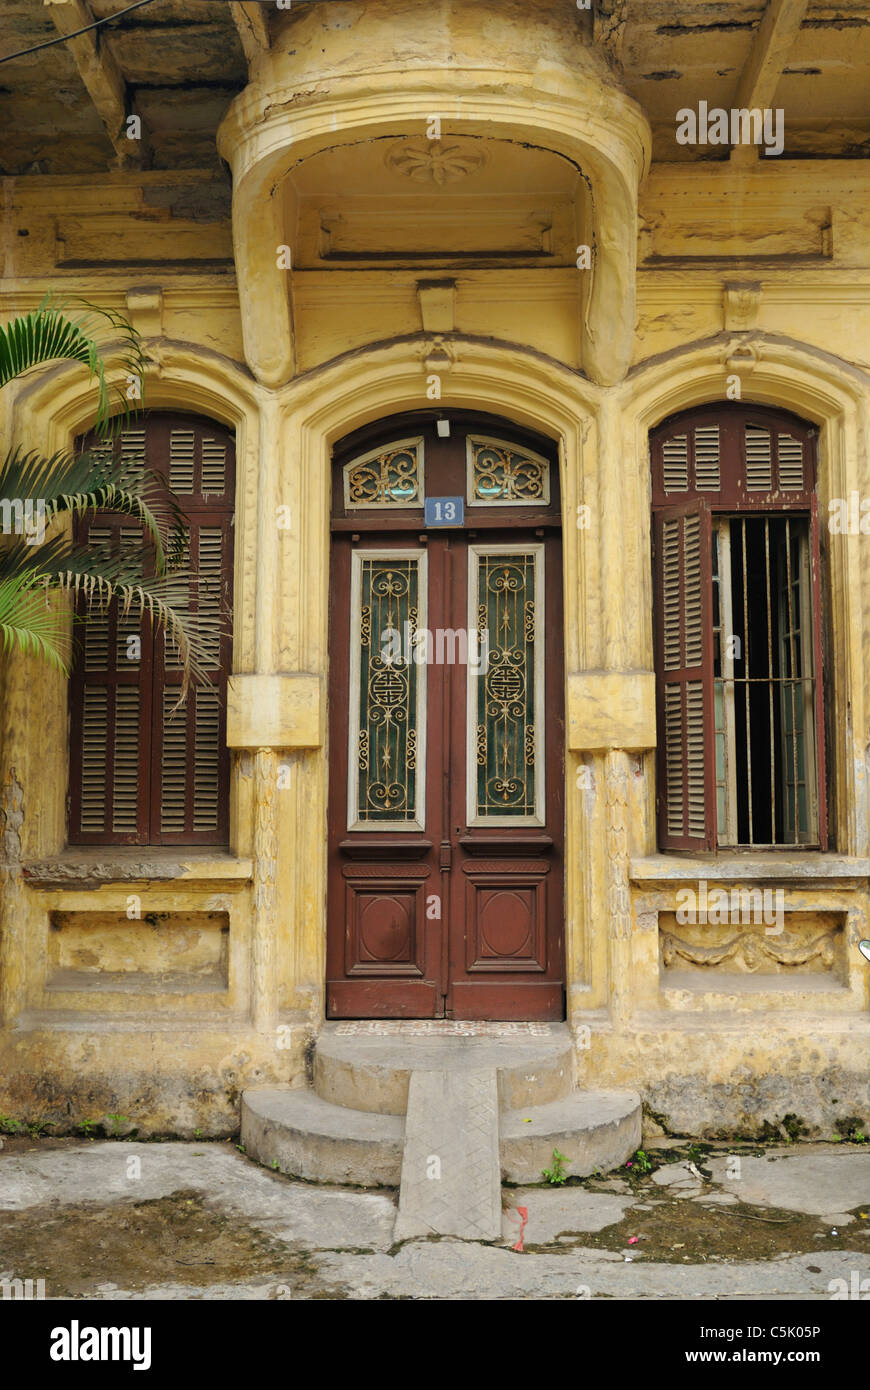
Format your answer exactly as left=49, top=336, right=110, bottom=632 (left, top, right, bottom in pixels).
left=22, top=848, right=253, bottom=891
left=630, top=853, right=870, bottom=884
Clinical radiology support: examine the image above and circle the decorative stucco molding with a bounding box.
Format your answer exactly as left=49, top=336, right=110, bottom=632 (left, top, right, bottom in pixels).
left=661, top=930, right=836, bottom=971
left=252, top=747, right=278, bottom=1031
left=723, top=281, right=762, bottom=332
left=605, top=750, right=632, bottom=940
left=385, top=138, right=486, bottom=185
left=417, top=281, right=457, bottom=335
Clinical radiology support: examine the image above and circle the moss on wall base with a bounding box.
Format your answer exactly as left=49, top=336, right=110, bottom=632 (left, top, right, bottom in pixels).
left=0, top=1029, right=309, bottom=1139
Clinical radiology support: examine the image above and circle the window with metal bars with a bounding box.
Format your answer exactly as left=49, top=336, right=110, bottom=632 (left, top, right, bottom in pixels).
left=68, top=412, right=235, bottom=845
left=650, top=404, right=827, bottom=851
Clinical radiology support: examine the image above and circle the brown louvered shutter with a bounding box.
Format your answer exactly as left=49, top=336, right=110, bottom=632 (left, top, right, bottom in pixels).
left=653, top=500, right=716, bottom=850
left=69, top=413, right=234, bottom=846
left=69, top=518, right=153, bottom=844
left=150, top=420, right=233, bottom=843
left=743, top=421, right=808, bottom=495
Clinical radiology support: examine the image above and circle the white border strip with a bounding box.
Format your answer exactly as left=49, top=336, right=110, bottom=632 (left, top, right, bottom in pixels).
left=466, top=542, right=545, bottom=827
left=347, top=548, right=427, bottom=831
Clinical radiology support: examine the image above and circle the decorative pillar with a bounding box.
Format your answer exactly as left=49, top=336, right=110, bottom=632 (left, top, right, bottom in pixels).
left=251, top=747, right=279, bottom=1033
left=0, top=767, right=25, bottom=1028
left=604, top=748, right=632, bottom=1024
left=598, top=395, right=637, bottom=1022
left=227, top=674, right=324, bottom=1026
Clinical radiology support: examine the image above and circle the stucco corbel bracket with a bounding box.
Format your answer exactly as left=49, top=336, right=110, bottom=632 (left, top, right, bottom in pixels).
left=227, top=673, right=324, bottom=749
left=125, top=287, right=163, bottom=340
left=567, top=670, right=656, bottom=752
left=417, top=280, right=456, bottom=334
left=723, top=282, right=762, bottom=333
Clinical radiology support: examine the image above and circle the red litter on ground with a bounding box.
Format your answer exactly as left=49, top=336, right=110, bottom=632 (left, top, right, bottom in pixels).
left=512, top=1206, right=529, bottom=1252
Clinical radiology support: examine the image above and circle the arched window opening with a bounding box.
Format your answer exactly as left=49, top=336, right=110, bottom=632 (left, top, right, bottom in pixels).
left=650, top=403, right=826, bottom=852
left=68, top=411, right=235, bottom=846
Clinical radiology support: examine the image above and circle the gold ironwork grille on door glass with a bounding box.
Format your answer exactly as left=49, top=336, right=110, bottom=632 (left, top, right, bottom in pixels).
left=350, top=554, right=424, bottom=827
left=343, top=437, right=423, bottom=508
left=467, top=436, right=550, bottom=505
left=473, top=550, right=541, bottom=820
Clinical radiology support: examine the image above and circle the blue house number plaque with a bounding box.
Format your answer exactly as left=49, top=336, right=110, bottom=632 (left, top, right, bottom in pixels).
left=424, top=496, right=464, bottom=527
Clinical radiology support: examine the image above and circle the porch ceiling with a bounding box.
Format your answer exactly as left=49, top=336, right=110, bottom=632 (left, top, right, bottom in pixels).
left=0, top=0, right=868, bottom=176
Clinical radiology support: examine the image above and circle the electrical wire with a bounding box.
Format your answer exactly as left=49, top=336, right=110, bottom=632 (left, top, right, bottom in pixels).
left=0, top=0, right=353, bottom=66
left=0, top=0, right=163, bottom=66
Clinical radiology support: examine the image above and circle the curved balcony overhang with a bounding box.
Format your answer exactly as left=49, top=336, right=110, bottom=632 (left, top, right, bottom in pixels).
left=218, top=0, right=651, bottom=389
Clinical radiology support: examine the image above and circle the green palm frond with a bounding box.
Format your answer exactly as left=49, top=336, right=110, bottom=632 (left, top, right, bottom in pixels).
left=0, top=444, right=188, bottom=574
left=66, top=570, right=220, bottom=705
left=0, top=575, right=70, bottom=672
left=0, top=296, right=220, bottom=701
left=0, top=296, right=146, bottom=430
left=0, top=535, right=222, bottom=698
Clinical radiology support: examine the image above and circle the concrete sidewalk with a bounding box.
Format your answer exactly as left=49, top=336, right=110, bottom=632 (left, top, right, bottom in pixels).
left=0, top=1137, right=868, bottom=1299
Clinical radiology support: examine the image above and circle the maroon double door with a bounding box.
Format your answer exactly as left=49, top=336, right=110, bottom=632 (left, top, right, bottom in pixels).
left=326, top=413, right=565, bottom=1020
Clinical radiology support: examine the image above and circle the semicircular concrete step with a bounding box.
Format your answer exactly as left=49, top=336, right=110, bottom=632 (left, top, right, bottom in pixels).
left=315, top=1022, right=575, bottom=1115
left=500, top=1089, right=642, bottom=1184
left=241, top=1082, right=642, bottom=1193
left=242, top=1086, right=403, bottom=1188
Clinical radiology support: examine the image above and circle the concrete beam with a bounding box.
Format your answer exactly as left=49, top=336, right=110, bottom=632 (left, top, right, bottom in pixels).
left=731, top=0, right=811, bottom=163
left=229, top=2, right=271, bottom=67
left=48, top=0, right=146, bottom=167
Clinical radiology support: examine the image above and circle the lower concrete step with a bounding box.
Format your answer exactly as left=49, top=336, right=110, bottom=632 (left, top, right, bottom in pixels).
left=242, top=1086, right=403, bottom=1188
left=242, top=1083, right=642, bottom=1193
left=315, top=1022, right=575, bottom=1114
left=500, top=1089, right=642, bottom=1184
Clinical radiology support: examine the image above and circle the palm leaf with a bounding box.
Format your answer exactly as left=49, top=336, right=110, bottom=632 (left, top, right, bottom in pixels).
left=0, top=444, right=187, bottom=573
left=0, top=576, right=70, bottom=672
left=66, top=569, right=220, bottom=706
left=0, top=535, right=223, bottom=700
left=0, top=296, right=146, bottom=430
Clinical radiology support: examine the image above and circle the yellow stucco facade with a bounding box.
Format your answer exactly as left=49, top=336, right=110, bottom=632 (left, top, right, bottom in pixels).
left=1, top=0, right=868, bottom=1137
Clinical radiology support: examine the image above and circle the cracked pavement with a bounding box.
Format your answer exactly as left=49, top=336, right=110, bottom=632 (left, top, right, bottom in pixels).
left=1, top=1137, right=868, bottom=1300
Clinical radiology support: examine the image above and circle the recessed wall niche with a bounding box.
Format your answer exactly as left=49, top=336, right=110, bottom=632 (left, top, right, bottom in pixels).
left=289, top=138, right=587, bottom=269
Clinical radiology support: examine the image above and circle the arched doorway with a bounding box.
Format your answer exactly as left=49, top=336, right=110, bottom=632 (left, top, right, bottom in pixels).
left=326, top=411, right=565, bottom=1020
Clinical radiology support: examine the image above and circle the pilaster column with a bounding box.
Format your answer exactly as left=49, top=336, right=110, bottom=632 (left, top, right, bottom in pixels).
left=251, top=747, right=278, bottom=1032
left=0, top=766, right=25, bottom=1028
left=604, top=748, right=632, bottom=1024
